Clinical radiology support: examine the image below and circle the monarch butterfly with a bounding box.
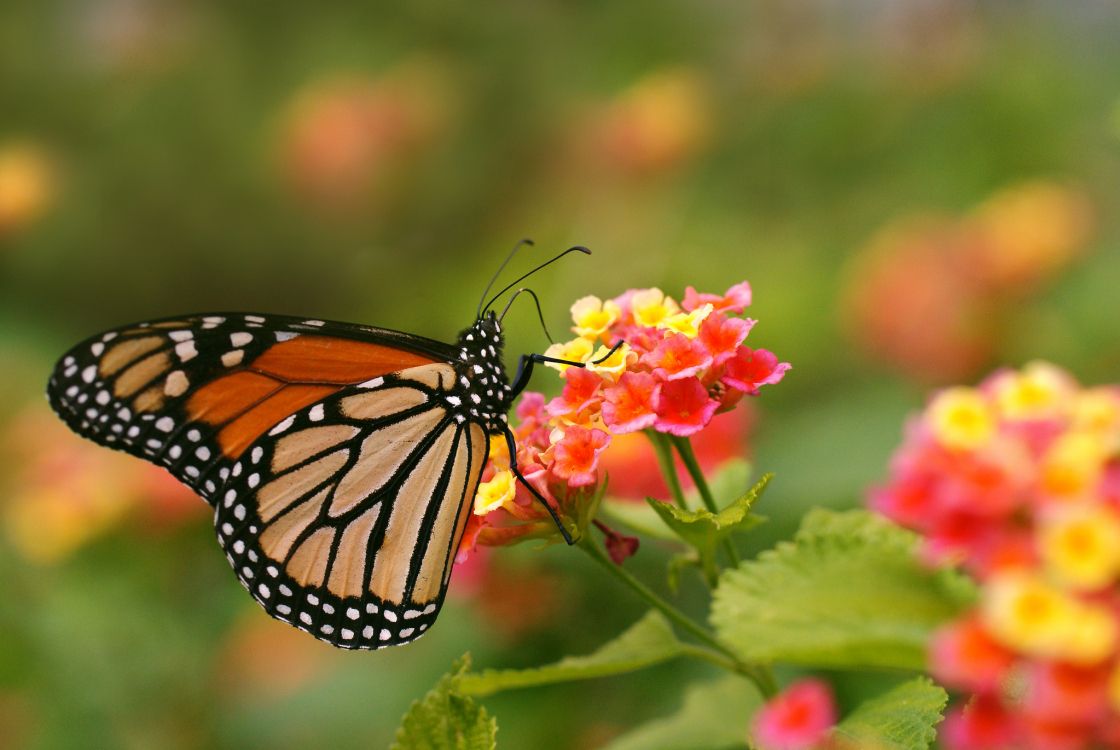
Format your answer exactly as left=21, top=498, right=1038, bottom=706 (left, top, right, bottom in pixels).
left=46, top=244, right=611, bottom=650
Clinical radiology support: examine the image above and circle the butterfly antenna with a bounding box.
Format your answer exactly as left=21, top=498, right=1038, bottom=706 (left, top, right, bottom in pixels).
left=482, top=245, right=591, bottom=315
left=499, top=288, right=555, bottom=344
left=478, top=238, right=534, bottom=318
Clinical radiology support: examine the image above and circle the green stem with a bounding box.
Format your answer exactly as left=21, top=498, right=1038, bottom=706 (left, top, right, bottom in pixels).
left=648, top=431, right=689, bottom=510
left=672, top=436, right=740, bottom=567
left=576, top=535, right=775, bottom=697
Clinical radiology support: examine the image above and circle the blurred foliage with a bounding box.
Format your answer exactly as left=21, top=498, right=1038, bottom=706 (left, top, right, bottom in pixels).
left=2, top=1, right=1120, bottom=748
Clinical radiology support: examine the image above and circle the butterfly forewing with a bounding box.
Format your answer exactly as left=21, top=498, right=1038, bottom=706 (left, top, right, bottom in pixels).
left=215, top=363, right=488, bottom=648
left=46, top=311, right=506, bottom=649
left=46, top=313, right=453, bottom=502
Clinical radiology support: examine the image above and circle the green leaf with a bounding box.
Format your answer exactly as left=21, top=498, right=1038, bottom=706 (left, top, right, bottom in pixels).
left=459, top=611, right=684, bottom=697
left=601, top=460, right=754, bottom=540
left=711, top=510, right=976, bottom=670
left=646, top=475, right=770, bottom=582
left=832, top=678, right=948, bottom=750
left=602, top=675, right=761, bottom=750
left=391, top=656, right=497, bottom=750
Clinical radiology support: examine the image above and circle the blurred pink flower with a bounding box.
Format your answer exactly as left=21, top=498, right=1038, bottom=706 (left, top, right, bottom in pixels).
left=751, top=678, right=838, bottom=750
left=872, top=364, right=1120, bottom=749
left=2, top=404, right=203, bottom=563
left=844, top=182, right=1094, bottom=383
left=277, top=60, right=452, bottom=213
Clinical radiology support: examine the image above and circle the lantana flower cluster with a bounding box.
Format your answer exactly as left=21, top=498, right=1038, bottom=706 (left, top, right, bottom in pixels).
left=461, top=281, right=789, bottom=556
left=871, top=362, right=1120, bottom=749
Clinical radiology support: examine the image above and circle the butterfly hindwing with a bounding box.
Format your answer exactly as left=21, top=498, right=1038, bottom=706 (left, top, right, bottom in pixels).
left=46, top=313, right=454, bottom=503
left=214, top=363, right=488, bottom=648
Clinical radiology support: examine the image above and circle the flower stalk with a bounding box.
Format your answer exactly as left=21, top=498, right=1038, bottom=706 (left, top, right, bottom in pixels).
left=671, top=435, right=740, bottom=567
left=576, top=534, right=775, bottom=697
left=648, top=431, right=689, bottom=510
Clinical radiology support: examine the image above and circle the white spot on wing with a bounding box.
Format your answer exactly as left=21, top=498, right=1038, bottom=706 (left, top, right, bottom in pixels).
left=175, top=341, right=198, bottom=361
left=268, top=416, right=294, bottom=436
left=230, top=332, right=253, bottom=347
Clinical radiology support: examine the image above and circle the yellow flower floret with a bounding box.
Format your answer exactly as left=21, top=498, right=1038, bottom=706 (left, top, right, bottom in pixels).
left=928, top=387, right=996, bottom=451
left=630, top=287, right=680, bottom=328
left=993, top=361, right=1075, bottom=422
left=1040, top=430, right=1106, bottom=500
left=1072, top=388, right=1120, bottom=451
left=1064, top=606, right=1120, bottom=665
left=585, top=342, right=633, bottom=380
left=658, top=303, right=713, bottom=338
left=570, top=296, right=621, bottom=340
left=543, top=337, right=595, bottom=373
left=982, top=573, right=1117, bottom=664
left=474, top=470, right=518, bottom=515
left=1040, top=504, right=1120, bottom=590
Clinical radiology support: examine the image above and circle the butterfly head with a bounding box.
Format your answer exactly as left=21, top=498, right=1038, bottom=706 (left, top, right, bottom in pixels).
left=451, top=313, right=511, bottom=430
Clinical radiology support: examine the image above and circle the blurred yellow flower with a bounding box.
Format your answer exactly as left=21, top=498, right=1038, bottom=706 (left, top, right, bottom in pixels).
left=970, top=181, right=1093, bottom=293
left=658, top=303, right=712, bottom=338
left=569, top=296, right=620, bottom=340
left=1040, top=431, right=1106, bottom=500
left=0, top=142, right=55, bottom=236
left=982, top=573, right=1116, bottom=664
left=631, top=288, right=680, bottom=329
left=588, top=68, right=711, bottom=177
left=928, top=387, right=995, bottom=451
left=474, top=470, right=517, bottom=515
left=1, top=405, right=202, bottom=563
left=1072, top=388, right=1120, bottom=451
left=543, top=337, right=594, bottom=373
left=992, top=361, right=1075, bottom=422
left=1039, top=504, right=1120, bottom=590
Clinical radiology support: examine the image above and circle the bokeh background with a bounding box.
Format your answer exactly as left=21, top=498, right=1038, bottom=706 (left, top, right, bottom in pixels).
left=2, top=1, right=1120, bottom=748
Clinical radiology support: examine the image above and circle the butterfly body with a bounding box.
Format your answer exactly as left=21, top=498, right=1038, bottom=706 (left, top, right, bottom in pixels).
left=47, top=311, right=521, bottom=649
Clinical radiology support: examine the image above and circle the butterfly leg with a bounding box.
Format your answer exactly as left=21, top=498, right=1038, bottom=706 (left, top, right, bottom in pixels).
left=508, top=340, right=627, bottom=398
left=502, top=428, right=577, bottom=545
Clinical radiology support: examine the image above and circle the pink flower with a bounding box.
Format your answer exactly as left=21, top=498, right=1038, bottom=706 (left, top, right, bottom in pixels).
left=1022, top=661, right=1110, bottom=726
left=929, top=617, right=1016, bottom=693
left=751, top=679, right=837, bottom=750
left=941, top=694, right=1019, bottom=750
left=683, top=280, right=752, bottom=313
left=722, top=347, right=791, bottom=394
left=653, top=378, right=719, bottom=436
left=602, top=372, right=659, bottom=433
left=551, top=426, right=611, bottom=487
left=697, top=313, right=754, bottom=365
left=640, top=332, right=712, bottom=380
left=546, top=367, right=603, bottom=424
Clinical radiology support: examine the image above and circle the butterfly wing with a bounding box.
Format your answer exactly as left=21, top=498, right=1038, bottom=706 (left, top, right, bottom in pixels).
left=215, top=363, right=487, bottom=648
left=47, top=313, right=454, bottom=503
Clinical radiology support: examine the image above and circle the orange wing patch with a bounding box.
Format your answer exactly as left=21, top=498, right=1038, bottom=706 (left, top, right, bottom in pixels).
left=253, top=337, right=438, bottom=383
left=185, top=336, right=443, bottom=460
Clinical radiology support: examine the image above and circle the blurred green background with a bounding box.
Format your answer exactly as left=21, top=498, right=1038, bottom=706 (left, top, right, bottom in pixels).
left=2, top=2, right=1119, bottom=748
